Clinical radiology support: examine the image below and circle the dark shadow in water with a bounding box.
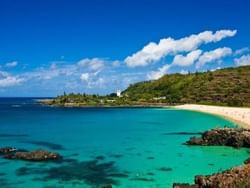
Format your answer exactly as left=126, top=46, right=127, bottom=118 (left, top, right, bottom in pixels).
left=21, top=141, right=65, bottom=150
left=157, top=167, right=173, bottom=172
left=95, top=155, right=105, bottom=160
left=0, top=173, right=6, bottom=176
left=0, top=161, right=9, bottom=165
left=147, top=157, right=155, bottom=160
left=125, top=147, right=136, bottom=151
left=110, top=154, right=123, bottom=158
left=146, top=172, right=155, bottom=176
left=0, top=134, right=29, bottom=138
left=16, top=159, right=128, bottom=186
left=138, top=121, right=163, bottom=125
left=130, top=177, right=155, bottom=182
left=0, top=178, right=24, bottom=187
left=137, top=153, right=142, bottom=156
left=163, top=132, right=202, bottom=136
left=177, top=153, right=183, bottom=157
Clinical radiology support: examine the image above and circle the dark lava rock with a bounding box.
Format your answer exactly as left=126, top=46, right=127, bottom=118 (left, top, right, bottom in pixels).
left=244, top=158, right=250, bottom=164
left=4, top=150, right=61, bottom=161
left=173, top=183, right=195, bottom=188
left=0, top=147, right=17, bottom=155
left=185, top=128, right=250, bottom=148
left=174, top=162, right=250, bottom=188
left=194, top=163, right=250, bottom=187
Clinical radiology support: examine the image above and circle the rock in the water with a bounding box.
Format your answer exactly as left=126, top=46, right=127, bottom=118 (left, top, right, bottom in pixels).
left=194, top=164, right=250, bottom=187
left=172, top=183, right=195, bottom=188
left=4, top=150, right=61, bottom=161
left=0, top=147, right=17, bottom=155
left=244, top=158, right=250, bottom=164
left=174, top=162, right=250, bottom=188
left=185, top=128, right=250, bottom=148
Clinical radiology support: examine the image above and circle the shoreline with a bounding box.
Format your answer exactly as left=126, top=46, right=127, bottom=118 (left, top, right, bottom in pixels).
left=36, top=99, right=170, bottom=108
left=173, top=104, right=250, bottom=129
left=37, top=99, right=250, bottom=128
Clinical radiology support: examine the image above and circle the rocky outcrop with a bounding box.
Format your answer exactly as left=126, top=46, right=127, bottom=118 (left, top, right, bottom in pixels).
left=0, top=147, right=61, bottom=161
left=173, top=162, right=250, bottom=188
left=0, top=147, right=17, bottom=155
left=173, top=128, right=250, bottom=187
left=185, top=128, right=250, bottom=148
left=194, top=163, right=250, bottom=187
left=244, top=158, right=250, bottom=164
left=5, top=150, right=61, bottom=161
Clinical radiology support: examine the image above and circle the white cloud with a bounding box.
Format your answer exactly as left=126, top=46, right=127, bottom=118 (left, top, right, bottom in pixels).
left=0, top=71, right=24, bottom=87
left=5, top=61, right=18, bottom=68
left=180, top=70, right=189, bottom=75
left=112, top=60, right=121, bottom=67
left=211, top=67, right=221, bottom=72
left=172, top=50, right=202, bottom=67
left=234, top=54, right=250, bottom=66
left=234, top=47, right=250, bottom=56
left=196, top=47, right=232, bottom=68
left=125, top=29, right=237, bottom=67
left=80, top=73, right=90, bottom=81
left=78, top=58, right=105, bottom=71
left=147, top=64, right=171, bottom=80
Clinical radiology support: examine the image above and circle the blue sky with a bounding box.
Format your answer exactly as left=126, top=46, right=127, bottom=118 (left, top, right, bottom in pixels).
left=0, top=0, right=250, bottom=97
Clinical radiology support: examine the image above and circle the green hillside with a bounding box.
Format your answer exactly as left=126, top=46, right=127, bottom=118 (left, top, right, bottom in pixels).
left=123, top=66, right=250, bottom=107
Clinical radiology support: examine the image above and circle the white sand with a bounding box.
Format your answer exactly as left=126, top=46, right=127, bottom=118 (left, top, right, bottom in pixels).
left=174, top=104, right=250, bottom=129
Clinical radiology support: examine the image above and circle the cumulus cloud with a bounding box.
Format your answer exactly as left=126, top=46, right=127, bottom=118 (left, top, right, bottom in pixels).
left=78, top=58, right=105, bottom=71
left=147, top=64, right=171, bottom=80
left=24, top=63, right=77, bottom=80
left=234, top=47, right=250, bottom=56
left=196, top=47, right=232, bottom=68
left=0, top=71, right=24, bottom=87
left=5, top=61, right=18, bottom=68
left=80, top=73, right=90, bottom=81
left=125, top=29, right=237, bottom=67
left=172, top=50, right=202, bottom=67
left=234, top=54, right=250, bottom=66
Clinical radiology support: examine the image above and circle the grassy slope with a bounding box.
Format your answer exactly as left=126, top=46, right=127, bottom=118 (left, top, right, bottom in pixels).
left=123, top=66, right=250, bottom=106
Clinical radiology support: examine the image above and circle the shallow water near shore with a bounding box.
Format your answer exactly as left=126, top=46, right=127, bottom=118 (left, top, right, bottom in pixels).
left=0, top=98, right=249, bottom=188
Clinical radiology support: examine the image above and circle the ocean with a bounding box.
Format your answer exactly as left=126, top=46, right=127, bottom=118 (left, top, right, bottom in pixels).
left=0, top=98, right=248, bottom=188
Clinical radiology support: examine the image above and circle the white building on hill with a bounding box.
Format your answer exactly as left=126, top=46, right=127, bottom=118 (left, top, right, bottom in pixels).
left=116, top=90, right=122, bottom=97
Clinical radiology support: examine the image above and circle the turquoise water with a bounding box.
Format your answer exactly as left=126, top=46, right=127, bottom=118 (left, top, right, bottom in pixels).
left=0, top=98, right=249, bottom=188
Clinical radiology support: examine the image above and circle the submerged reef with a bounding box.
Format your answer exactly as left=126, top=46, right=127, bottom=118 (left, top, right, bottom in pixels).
left=16, top=159, right=127, bottom=187
left=0, top=146, right=127, bottom=187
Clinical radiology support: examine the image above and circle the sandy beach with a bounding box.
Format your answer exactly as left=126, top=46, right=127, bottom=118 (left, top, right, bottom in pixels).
left=174, top=104, right=250, bottom=129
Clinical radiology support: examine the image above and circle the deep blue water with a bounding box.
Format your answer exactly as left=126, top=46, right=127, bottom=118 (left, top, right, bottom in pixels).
left=0, top=98, right=249, bottom=188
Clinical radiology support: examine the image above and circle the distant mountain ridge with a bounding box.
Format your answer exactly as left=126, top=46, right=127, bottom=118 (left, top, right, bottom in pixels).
left=123, top=66, right=250, bottom=107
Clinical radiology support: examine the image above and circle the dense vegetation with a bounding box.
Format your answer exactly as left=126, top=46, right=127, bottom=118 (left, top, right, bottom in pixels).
left=123, top=65, right=250, bottom=107
left=49, top=65, right=250, bottom=107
